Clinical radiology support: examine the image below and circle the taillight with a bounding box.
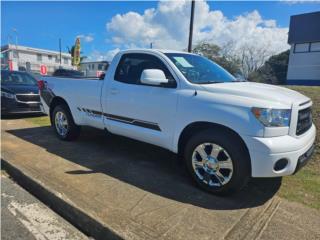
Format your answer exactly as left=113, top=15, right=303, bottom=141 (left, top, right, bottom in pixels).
left=38, top=80, right=45, bottom=90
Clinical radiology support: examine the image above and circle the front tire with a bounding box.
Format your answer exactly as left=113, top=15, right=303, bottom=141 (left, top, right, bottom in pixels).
left=52, top=105, right=80, bottom=141
left=184, top=128, right=250, bottom=195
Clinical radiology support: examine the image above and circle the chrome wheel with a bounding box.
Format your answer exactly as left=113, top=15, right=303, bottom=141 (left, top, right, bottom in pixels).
left=192, top=143, right=233, bottom=187
left=54, top=111, right=68, bottom=137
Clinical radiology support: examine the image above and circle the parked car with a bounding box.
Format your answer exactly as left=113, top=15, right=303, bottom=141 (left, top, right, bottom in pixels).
left=30, top=72, right=43, bottom=81
left=52, top=69, right=84, bottom=78
left=1, top=70, right=42, bottom=115
left=39, top=49, right=316, bottom=195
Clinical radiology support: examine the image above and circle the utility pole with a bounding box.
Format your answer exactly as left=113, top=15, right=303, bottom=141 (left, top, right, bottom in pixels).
left=59, top=38, right=62, bottom=66
left=188, top=0, right=195, bottom=53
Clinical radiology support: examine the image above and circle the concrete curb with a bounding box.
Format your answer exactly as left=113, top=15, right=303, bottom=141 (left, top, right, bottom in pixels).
left=2, top=159, right=122, bottom=240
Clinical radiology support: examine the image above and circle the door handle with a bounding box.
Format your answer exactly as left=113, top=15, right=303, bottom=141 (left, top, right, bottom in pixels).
left=110, top=88, right=119, bottom=95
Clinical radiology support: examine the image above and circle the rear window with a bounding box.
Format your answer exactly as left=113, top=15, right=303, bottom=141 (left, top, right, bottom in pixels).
left=1, top=71, right=37, bottom=85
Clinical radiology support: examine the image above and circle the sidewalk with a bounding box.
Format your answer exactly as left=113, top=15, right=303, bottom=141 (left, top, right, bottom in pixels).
left=1, top=174, right=87, bottom=240
left=2, top=119, right=320, bottom=240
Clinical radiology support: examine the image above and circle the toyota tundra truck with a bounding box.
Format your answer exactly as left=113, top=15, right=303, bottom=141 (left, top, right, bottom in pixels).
left=39, top=49, right=316, bottom=195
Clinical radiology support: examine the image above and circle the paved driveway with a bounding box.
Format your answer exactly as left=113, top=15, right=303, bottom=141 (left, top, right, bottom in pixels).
left=2, top=119, right=320, bottom=240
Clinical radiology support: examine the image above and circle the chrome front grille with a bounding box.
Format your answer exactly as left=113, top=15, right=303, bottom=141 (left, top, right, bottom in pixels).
left=296, top=107, right=312, bottom=136
left=15, top=94, right=40, bottom=103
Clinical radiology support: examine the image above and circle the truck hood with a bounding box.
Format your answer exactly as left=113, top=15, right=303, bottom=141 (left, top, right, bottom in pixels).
left=200, top=82, right=309, bottom=106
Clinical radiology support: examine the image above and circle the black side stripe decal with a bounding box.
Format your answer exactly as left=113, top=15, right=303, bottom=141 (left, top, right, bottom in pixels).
left=78, top=108, right=161, bottom=131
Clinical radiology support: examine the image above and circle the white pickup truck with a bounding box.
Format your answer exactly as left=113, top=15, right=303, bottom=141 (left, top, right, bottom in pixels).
left=39, top=49, right=316, bottom=195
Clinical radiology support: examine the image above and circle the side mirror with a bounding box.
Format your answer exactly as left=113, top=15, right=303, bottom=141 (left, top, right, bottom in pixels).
left=99, top=73, right=106, bottom=80
left=140, top=69, right=168, bottom=86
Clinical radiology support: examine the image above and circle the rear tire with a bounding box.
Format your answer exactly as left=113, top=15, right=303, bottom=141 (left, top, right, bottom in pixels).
left=184, top=128, right=250, bottom=195
left=52, top=105, right=80, bottom=141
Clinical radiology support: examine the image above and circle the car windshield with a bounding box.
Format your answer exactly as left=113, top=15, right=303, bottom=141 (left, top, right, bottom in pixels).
left=165, top=53, right=236, bottom=84
left=1, top=71, right=37, bottom=85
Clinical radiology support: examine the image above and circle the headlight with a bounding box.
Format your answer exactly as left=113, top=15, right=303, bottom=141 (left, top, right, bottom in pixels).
left=1, top=91, right=15, bottom=99
left=252, top=107, right=291, bottom=127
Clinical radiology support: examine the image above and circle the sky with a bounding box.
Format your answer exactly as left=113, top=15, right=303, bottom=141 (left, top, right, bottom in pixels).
left=1, top=1, right=320, bottom=61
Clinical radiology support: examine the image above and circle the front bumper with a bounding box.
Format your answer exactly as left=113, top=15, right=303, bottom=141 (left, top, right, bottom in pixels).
left=1, top=97, right=42, bottom=115
left=242, top=124, right=316, bottom=177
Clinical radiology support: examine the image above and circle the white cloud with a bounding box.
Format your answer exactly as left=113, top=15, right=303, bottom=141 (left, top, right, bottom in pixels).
left=77, top=34, right=94, bottom=43
left=86, top=48, right=120, bottom=62
left=280, top=0, right=320, bottom=4
left=106, top=48, right=120, bottom=60
left=106, top=0, right=290, bottom=58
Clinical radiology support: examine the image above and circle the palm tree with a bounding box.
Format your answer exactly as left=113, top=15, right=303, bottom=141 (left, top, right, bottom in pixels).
left=67, top=45, right=87, bottom=66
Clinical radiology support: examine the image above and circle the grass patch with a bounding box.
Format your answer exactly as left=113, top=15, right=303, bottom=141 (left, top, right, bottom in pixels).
left=278, top=169, right=320, bottom=210
left=278, top=86, right=320, bottom=209
left=26, top=115, right=50, bottom=126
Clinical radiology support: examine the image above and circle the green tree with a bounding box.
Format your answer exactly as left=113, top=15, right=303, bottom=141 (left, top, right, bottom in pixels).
left=248, top=50, right=289, bottom=84
left=192, top=42, right=240, bottom=76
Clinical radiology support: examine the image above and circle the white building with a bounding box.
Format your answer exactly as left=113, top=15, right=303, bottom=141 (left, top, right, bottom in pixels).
left=287, top=11, right=320, bottom=86
left=1, top=44, right=73, bottom=74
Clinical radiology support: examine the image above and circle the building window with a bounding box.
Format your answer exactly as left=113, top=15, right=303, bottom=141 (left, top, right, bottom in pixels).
left=294, top=43, right=309, bottom=53
left=13, top=50, right=19, bottom=59
left=37, top=54, right=42, bottom=61
left=55, top=56, right=60, bottom=63
left=63, top=57, right=68, bottom=64
left=48, top=55, right=52, bottom=60
left=310, top=42, right=320, bottom=52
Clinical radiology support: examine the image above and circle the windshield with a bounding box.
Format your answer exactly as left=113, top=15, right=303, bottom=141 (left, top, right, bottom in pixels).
left=1, top=71, right=37, bottom=85
left=165, top=53, right=236, bottom=84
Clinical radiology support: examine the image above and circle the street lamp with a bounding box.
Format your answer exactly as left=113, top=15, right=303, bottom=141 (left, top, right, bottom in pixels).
left=12, top=28, right=18, bottom=46
left=12, top=28, right=19, bottom=61
left=7, top=34, right=13, bottom=45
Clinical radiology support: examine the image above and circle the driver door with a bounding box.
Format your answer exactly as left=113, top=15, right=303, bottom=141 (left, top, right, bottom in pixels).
left=104, top=53, right=179, bottom=150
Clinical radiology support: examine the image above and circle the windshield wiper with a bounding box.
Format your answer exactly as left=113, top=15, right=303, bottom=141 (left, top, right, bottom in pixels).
left=231, top=79, right=247, bottom=82
left=197, top=81, right=222, bottom=84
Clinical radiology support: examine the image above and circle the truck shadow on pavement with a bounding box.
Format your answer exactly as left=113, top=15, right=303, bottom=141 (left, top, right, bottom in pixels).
left=1, top=113, right=46, bottom=120
left=6, top=126, right=282, bottom=210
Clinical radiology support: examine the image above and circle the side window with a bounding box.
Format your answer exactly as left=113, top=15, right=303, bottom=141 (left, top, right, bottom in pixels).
left=114, top=53, right=176, bottom=87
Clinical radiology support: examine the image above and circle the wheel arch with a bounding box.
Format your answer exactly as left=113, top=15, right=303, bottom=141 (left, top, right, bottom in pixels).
left=49, top=96, right=72, bottom=124
left=177, top=121, right=251, bottom=172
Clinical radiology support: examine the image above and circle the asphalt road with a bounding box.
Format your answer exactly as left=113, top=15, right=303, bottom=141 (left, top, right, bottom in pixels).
left=1, top=173, right=88, bottom=240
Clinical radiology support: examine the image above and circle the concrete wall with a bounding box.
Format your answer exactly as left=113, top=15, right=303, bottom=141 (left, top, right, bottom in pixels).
left=287, top=44, right=320, bottom=85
